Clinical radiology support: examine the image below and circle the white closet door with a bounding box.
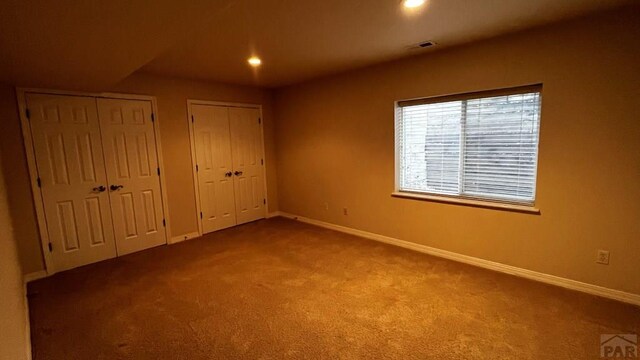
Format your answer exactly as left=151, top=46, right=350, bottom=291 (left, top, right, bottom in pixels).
left=97, top=98, right=166, bottom=255
left=192, top=104, right=237, bottom=233
left=26, top=94, right=117, bottom=272
left=229, top=107, right=265, bottom=224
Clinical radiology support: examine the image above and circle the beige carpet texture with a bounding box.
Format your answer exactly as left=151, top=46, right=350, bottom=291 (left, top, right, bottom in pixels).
left=28, top=217, right=640, bottom=359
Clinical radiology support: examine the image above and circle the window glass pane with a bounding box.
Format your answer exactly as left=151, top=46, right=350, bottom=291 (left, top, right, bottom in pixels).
left=463, top=93, right=540, bottom=202
left=397, top=88, right=541, bottom=205
left=399, top=101, right=461, bottom=194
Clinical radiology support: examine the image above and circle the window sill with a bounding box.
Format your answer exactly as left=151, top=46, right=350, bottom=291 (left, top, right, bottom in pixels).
left=391, top=192, right=540, bottom=214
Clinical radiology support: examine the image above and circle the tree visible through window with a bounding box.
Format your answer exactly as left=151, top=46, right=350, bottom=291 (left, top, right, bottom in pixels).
left=396, top=86, right=541, bottom=205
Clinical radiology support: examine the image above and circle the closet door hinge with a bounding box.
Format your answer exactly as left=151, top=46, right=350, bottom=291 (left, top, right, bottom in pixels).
left=191, top=115, right=194, bottom=123
left=263, top=198, right=266, bottom=205
left=48, top=242, right=53, bottom=252
left=36, top=177, right=42, bottom=188
left=195, top=164, right=199, bottom=172
left=261, top=159, right=264, bottom=165
left=151, top=113, right=155, bottom=122
left=25, top=108, right=31, bottom=119
left=258, top=117, right=261, bottom=124
left=200, top=212, right=203, bottom=219
left=157, top=167, right=160, bottom=176
left=162, top=219, right=166, bottom=227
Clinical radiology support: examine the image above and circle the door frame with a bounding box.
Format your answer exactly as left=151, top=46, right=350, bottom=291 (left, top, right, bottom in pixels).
left=186, top=99, right=269, bottom=237
left=16, top=88, right=172, bottom=275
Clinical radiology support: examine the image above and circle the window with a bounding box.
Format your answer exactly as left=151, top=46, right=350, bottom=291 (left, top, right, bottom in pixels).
left=395, top=85, right=542, bottom=206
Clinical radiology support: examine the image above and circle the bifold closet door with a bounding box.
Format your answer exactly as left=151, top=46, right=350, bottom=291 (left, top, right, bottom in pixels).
left=26, top=94, right=117, bottom=272
left=192, top=104, right=237, bottom=233
left=97, top=98, right=166, bottom=255
left=229, top=107, right=265, bottom=225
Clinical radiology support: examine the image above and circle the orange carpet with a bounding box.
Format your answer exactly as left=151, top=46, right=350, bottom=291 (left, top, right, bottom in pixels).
left=28, top=217, right=639, bottom=359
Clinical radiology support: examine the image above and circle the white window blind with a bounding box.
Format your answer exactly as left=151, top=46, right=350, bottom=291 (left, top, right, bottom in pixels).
left=396, top=86, right=541, bottom=205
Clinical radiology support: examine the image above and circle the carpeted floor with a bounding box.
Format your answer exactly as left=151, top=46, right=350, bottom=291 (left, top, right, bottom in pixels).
left=28, top=217, right=639, bottom=359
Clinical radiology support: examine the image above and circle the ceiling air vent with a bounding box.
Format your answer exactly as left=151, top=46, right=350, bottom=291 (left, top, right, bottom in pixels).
left=418, top=41, right=436, bottom=48
left=407, top=41, right=437, bottom=51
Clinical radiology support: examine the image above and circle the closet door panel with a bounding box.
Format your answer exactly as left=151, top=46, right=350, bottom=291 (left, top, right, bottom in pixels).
left=192, top=104, right=237, bottom=233
left=98, top=98, right=166, bottom=255
left=26, top=93, right=116, bottom=272
left=229, top=107, right=265, bottom=224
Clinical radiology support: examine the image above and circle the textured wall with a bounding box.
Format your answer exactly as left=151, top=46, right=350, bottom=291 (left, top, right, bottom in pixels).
left=0, top=85, right=42, bottom=274
left=0, top=154, right=30, bottom=360
left=111, top=73, right=279, bottom=237
left=273, top=7, right=640, bottom=294
left=1, top=74, right=278, bottom=274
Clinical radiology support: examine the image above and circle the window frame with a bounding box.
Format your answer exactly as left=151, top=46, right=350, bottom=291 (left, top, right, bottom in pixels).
left=393, top=84, right=542, bottom=214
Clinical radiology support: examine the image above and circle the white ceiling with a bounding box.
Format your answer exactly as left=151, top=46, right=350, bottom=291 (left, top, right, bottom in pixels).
left=0, top=0, right=633, bottom=90
left=0, top=0, right=235, bottom=90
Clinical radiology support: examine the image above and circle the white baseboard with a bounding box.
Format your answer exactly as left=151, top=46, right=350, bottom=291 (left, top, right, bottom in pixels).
left=266, top=211, right=282, bottom=219
left=276, top=212, right=640, bottom=306
left=23, top=270, right=48, bottom=284
left=170, top=231, right=201, bottom=244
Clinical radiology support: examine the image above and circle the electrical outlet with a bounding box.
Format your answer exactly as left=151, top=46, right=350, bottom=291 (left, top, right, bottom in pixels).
left=596, top=250, right=610, bottom=265
left=343, top=207, right=348, bottom=215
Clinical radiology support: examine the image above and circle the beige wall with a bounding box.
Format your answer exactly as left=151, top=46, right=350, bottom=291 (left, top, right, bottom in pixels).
left=2, top=6, right=638, bottom=297
left=111, top=72, right=279, bottom=237
left=0, top=85, right=43, bottom=274
left=273, top=7, right=640, bottom=295
left=1, top=73, right=278, bottom=274
left=0, top=154, right=30, bottom=360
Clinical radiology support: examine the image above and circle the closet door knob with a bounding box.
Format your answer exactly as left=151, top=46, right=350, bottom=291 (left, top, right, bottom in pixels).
left=110, top=184, right=124, bottom=191
left=234, top=171, right=243, bottom=176
left=92, top=185, right=106, bottom=193
left=225, top=171, right=233, bottom=177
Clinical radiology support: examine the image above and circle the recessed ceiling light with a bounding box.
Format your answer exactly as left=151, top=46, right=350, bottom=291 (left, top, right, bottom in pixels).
left=403, top=0, right=425, bottom=8
left=248, top=57, right=262, bottom=67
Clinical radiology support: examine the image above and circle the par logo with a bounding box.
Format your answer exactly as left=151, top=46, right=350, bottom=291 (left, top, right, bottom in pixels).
left=600, top=334, right=637, bottom=358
